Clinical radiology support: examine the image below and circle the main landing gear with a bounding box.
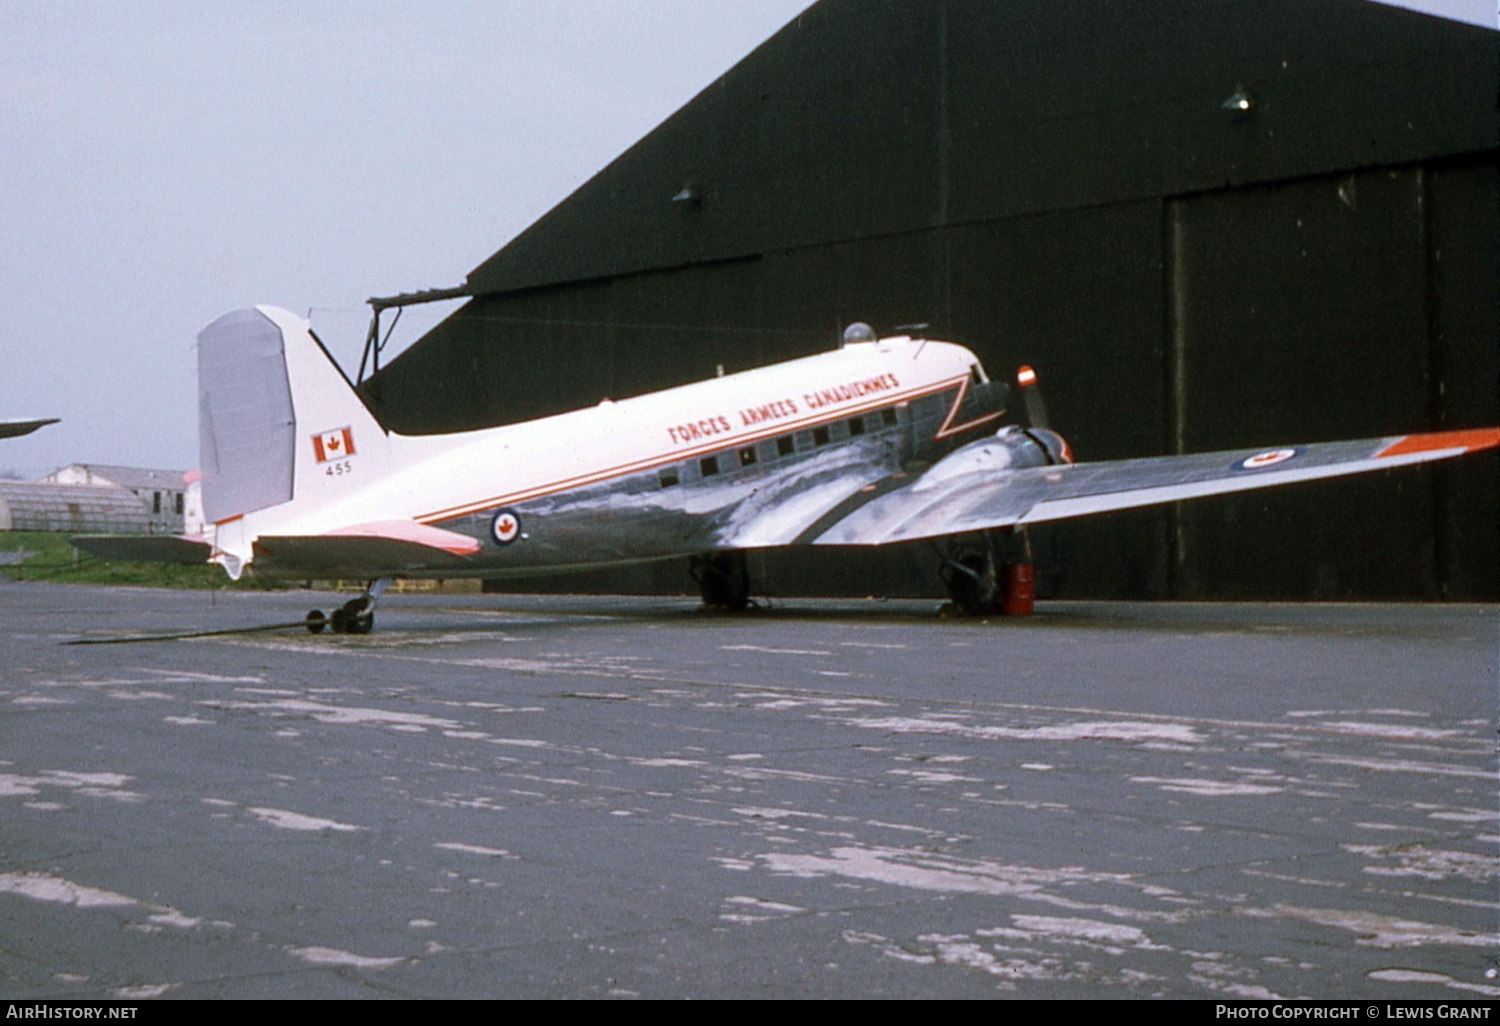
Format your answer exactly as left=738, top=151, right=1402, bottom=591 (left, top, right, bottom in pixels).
left=938, top=529, right=1035, bottom=617
left=305, top=577, right=392, bottom=635
left=687, top=542, right=1033, bottom=617
left=690, top=550, right=752, bottom=611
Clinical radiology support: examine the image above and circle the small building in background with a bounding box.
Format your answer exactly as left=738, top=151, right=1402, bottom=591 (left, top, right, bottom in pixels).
left=42, top=465, right=187, bottom=534
left=182, top=470, right=205, bottom=538
left=0, top=481, right=152, bottom=534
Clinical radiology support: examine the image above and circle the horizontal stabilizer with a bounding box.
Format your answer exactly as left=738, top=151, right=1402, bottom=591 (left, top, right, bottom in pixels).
left=251, top=521, right=480, bottom=577
left=71, top=535, right=213, bottom=565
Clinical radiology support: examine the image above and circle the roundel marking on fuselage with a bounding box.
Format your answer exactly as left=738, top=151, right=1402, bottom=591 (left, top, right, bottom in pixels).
left=491, top=509, right=522, bottom=545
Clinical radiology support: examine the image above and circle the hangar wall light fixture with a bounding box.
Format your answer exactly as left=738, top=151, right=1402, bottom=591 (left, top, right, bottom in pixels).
left=1221, top=87, right=1254, bottom=115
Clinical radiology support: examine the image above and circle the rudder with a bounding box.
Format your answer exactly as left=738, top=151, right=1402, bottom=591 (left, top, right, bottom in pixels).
left=198, top=306, right=385, bottom=524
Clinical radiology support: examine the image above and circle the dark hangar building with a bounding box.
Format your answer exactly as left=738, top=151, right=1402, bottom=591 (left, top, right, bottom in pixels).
left=360, top=0, right=1499, bottom=601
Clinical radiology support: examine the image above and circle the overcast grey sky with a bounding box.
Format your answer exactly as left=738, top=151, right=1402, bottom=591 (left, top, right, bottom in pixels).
left=1, top=0, right=1493, bottom=477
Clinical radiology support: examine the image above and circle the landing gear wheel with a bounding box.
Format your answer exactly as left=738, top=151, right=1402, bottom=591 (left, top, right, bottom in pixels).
left=940, top=552, right=1000, bottom=616
left=306, top=578, right=390, bottom=636
left=938, top=528, right=1035, bottom=617
left=689, top=551, right=751, bottom=611
left=329, top=596, right=374, bottom=635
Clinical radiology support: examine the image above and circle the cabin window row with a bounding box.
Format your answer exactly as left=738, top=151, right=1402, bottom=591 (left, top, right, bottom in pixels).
left=659, top=408, right=899, bottom=488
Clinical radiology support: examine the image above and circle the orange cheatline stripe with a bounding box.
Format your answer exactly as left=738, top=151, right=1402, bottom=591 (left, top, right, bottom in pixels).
left=415, top=375, right=972, bottom=524
left=1376, top=427, right=1500, bottom=459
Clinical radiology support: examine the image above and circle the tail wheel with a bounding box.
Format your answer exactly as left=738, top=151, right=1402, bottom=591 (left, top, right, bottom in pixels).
left=690, top=551, right=751, bottom=611
left=329, top=596, right=374, bottom=634
left=306, top=578, right=389, bottom=635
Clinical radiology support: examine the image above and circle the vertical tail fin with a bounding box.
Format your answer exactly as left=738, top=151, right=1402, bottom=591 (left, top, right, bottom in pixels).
left=198, top=306, right=386, bottom=525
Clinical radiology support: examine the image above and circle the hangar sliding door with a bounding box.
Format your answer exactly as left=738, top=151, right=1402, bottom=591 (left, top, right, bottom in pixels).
left=1167, top=163, right=1497, bottom=600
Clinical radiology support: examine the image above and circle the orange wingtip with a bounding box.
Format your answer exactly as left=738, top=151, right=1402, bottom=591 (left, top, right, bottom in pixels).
left=1016, top=365, right=1037, bottom=386
left=1377, top=427, right=1500, bottom=458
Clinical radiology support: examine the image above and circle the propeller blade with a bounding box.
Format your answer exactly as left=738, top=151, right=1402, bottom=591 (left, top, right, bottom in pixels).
left=1016, top=365, right=1050, bottom=431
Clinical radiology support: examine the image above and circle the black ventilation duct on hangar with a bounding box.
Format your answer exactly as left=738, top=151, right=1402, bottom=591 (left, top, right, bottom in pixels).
left=359, top=0, right=1499, bottom=601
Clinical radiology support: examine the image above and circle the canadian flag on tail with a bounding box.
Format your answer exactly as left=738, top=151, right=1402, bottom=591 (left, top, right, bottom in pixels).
left=312, top=427, right=356, bottom=463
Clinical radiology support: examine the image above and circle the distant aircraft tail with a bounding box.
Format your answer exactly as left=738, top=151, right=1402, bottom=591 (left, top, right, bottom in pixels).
left=198, top=306, right=387, bottom=528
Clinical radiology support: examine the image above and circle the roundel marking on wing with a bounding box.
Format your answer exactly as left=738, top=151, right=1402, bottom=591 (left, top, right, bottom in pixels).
left=491, top=509, right=522, bottom=545
left=1233, top=448, right=1299, bottom=472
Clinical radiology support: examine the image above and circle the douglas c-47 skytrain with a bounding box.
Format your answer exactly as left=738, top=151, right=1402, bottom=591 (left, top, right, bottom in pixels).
left=75, top=306, right=1500, bottom=633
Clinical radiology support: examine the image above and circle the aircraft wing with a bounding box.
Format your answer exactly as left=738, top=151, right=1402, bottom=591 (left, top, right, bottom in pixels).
left=250, top=520, right=481, bottom=577
left=0, top=417, right=60, bottom=439
left=813, top=428, right=1500, bottom=546
left=71, top=535, right=214, bottom=564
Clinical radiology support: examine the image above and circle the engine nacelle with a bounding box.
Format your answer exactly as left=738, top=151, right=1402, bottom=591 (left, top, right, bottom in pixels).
left=1025, top=427, right=1073, bottom=465
left=914, top=425, right=1070, bottom=492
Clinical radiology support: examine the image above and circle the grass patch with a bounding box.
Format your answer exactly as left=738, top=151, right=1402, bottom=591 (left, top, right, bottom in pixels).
left=0, top=531, right=287, bottom=590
